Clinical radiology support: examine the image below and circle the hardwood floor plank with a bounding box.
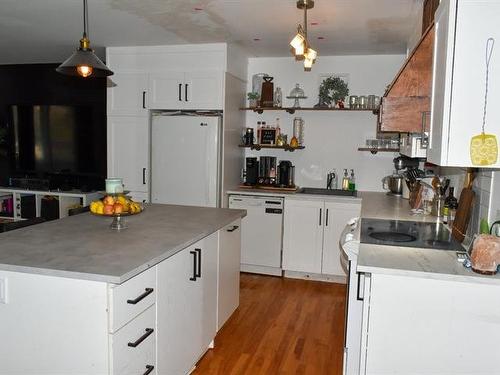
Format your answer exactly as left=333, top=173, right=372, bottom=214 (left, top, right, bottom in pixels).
left=194, top=273, right=347, bottom=375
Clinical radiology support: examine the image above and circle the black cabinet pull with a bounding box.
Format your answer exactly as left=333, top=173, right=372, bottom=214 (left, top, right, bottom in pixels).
left=189, top=250, right=197, bottom=281
left=143, top=365, right=154, bottom=375
left=357, top=273, right=364, bottom=301
left=142, top=91, right=146, bottom=109
left=178, top=83, right=182, bottom=101
left=142, top=168, right=146, bottom=185
left=226, top=225, right=239, bottom=232
left=185, top=84, right=188, bottom=101
left=127, top=328, right=154, bottom=348
left=319, top=208, right=322, bottom=226
left=127, top=288, right=154, bottom=305
left=326, top=209, right=329, bottom=226
left=195, top=248, right=201, bottom=278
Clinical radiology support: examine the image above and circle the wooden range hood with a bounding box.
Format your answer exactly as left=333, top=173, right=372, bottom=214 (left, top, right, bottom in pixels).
left=378, top=23, right=435, bottom=133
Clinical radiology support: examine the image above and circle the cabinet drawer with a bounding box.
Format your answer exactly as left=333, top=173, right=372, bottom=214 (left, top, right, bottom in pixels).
left=109, top=267, right=156, bottom=332
left=110, top=305, right=156, bottom=375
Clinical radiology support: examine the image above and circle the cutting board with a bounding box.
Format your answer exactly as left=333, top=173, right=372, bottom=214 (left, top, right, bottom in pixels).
left=452, top=170, right=476, bottom=243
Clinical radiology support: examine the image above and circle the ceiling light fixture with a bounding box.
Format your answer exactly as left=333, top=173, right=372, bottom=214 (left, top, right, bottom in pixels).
left=289, top=0, right=317, bottom=71
left=56, top=0, right=113, bottom=78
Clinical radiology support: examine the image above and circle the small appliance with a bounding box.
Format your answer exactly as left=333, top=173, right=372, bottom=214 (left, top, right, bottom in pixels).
left=258, top=156, right=277, bottom=185
left=382, top=174, right=404, bottom=195
left=277, top=160, right=295, bottom=187
left=243, top=128, right=255, bottom=146
left=245, top=157, right=259, bottom=186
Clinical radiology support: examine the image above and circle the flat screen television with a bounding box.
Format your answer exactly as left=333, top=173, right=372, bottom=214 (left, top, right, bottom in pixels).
left=8, top=104, right=106, bottom=185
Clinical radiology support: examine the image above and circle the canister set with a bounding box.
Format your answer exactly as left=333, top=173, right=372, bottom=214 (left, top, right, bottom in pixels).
left=348, top=95, right=380, bottom=110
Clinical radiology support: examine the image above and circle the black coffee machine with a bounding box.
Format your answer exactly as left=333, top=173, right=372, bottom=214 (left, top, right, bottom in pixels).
left=278, top=160, right=295, bottom=187
left=245, top=157, right=259, bottom=185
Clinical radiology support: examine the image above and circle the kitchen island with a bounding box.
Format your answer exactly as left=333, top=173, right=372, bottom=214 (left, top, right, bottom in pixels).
left=0, top=204, right=245, bottom=375
left=354, top=192, right=500, bottom=375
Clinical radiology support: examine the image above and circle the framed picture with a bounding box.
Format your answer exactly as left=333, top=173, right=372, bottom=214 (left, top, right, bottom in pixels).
left=260, top=128, right=277, bottom=145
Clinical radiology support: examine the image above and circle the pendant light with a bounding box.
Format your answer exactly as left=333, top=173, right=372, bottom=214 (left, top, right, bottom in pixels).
left=56, top=0, right=113, bottom=78
left=289, top=0, right=317, bottom=71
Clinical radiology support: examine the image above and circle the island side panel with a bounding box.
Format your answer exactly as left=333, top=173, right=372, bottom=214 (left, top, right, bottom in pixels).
left=364, top=273, right=500, bottom=374
left=0, top=270, right=109, bottom=374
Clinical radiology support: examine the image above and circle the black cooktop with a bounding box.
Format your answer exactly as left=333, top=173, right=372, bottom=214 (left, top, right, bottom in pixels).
left=360, top=218, right=463, bottom=251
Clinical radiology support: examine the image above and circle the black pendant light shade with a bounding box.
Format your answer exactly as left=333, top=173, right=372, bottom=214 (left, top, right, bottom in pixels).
left=56, top=0, right=113, bottom=78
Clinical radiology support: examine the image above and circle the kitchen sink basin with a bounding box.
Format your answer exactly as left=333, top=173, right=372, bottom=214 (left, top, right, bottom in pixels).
left=297, top=187, right=358, bottom=197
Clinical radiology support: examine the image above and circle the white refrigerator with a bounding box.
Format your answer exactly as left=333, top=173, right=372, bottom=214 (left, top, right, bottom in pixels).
left=150, top=111, right=221, bottom=207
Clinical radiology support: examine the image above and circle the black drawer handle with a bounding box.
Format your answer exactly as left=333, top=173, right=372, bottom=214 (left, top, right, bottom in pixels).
left=128, top=328, right=154, bottom=348
left=142, top=91, right=146, bottom=109
left=142, top=168, right=146, bottom=185
left=127, top=288, right=154, bottom=305
left=178, top=83, right=182, bottom=101
left=189, top=250, right=197, bottom=281
left=195, top=248, right=201, bottom=278
left=227, top=225, right=239, bottom=232
left=143, top=365, right=154, bottom=375
left=185, top=83, right=188, bottom=101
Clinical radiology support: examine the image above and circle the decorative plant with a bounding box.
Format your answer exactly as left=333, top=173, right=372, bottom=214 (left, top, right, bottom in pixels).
left=318, top=76, right=349, bottom=107
left=247, top=92, right=260, bottom=100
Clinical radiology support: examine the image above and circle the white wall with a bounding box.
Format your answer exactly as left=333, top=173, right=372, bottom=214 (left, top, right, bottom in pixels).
left=245, top=55, right=406, bottom=192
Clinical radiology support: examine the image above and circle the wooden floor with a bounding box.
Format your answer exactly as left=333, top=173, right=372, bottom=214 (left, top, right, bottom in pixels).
left=194, top=273, right=347, bottom=375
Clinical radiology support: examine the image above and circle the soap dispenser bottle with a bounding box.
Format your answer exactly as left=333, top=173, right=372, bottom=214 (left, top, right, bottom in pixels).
left=349, top=169, right=356, bottom=191
left=342, top=169, right=350, bottom=190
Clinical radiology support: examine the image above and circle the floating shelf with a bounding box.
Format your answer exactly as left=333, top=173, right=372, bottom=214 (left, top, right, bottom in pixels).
left=358, top=147, right=400, bottom=155
left=240, top=107, right=377, bottom=115
left=238, top=144, right=305, bottom=152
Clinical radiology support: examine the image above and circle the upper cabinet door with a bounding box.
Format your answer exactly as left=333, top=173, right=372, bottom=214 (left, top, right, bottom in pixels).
left=148, top=71, right=185, bottom=110
left=322, top=202, right=361, bottom=277
left=429, top=0, right=500, bottom=168
left=107, top=116, right=149, bottom=193
left=283, top=199, right=324, bottom=274
left=183, top=70, right=224, bottom=110
left=107, top=72, right=148, bottom=117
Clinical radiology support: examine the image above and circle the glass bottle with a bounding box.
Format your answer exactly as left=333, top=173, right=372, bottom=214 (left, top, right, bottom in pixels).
left=342, top=169, right=350, bottom=190
left=274, top=87, right=282, bottom=108
left=445, top=187, right=458, bottom=225
left=348, top=169, right=356, bottom=191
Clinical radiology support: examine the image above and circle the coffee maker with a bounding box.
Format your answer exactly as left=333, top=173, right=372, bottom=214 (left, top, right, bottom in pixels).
left=278, top=160, right=295, bottom=188
left=245, top=157, right=259, bottom=185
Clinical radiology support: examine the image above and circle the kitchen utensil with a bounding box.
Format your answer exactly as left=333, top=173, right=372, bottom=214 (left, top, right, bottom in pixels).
left=470, top=38, right=498, bottom=166
left=452, top=170, right=476, bottom=242
left=260, top=76, right=274, bottom=107
left=440, top=178, right=450, bottom=196
left=382, top=174, right=404, bottom=195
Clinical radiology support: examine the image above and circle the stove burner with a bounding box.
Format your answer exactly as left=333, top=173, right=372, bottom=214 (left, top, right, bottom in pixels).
left=369, top=231, right=417, bottom=243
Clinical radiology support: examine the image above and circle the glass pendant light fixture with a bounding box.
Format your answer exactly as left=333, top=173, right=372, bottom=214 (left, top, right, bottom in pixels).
left=289, top=0, right=317, bottom=71
left=56, top=0, right=113, bottom=78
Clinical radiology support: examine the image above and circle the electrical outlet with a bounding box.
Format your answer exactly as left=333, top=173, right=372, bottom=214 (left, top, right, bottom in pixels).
left=0, top=278, right=7, bottom=304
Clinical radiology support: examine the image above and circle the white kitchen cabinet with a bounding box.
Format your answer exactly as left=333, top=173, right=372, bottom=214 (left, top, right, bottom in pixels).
left=283, top=199, right=324, bottom=274
left=217, top=219, right=241, bottom=331
left=107, top=116, right=149, bottom=193
left=283, top=197, right=361, bottom=278
left=428, top=0, right=500, bottom=168
left=322, top=202, right=361, bottom=276
left=148, top=70, right=223, bottom=110
left=157, top=233, right=218, bottom=375
left=107, top=71, right=149, bottom=117
left=359, top=273, right=500, bottom=374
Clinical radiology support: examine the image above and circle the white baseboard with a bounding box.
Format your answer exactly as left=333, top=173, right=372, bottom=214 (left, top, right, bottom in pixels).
left=240, top=264, right=282, bottom=276
left=283, top=270, right=347, bottom=284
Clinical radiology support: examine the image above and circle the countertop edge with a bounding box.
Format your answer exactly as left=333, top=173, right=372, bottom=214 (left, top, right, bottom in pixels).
left=0, top=209, right=246, bottom=284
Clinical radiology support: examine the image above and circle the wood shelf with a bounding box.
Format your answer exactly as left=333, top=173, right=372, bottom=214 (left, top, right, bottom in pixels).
left=358, top=147, right=400, bottom=154
left=240, top=107, right=376, bottom=115
left=238, top=144, right=305, bottom=152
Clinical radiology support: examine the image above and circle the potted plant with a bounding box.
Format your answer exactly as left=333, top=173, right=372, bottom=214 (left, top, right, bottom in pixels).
left=247, top=92, right=260, bottom=108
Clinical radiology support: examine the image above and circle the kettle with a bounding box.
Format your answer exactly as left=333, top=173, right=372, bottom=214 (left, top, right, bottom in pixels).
left=382, top=174, right=404, bottom=195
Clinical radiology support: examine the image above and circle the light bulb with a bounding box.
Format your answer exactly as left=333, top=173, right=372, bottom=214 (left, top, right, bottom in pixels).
left=304, top=47, right=317, bottom=61
left=294, top=41, right=306, bottom=56
left=290, top=33, right=305, bottom=52
left=77, top=65, right=93, bottom=78
left=304, top=57, right=313, bottom=71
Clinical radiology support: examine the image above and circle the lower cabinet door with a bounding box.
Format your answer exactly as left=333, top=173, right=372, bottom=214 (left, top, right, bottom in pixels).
left=322, top=202, right=361, bottom=276
left=157, top=234, right=217, bottom=375
left=217, top=220, right=241, bottom=331
left=109, top=305, right=156, bottom=375
left=283, top=199, right=324, bottom=273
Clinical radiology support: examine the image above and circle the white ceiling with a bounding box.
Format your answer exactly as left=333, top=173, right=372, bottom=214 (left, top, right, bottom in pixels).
left=0, top=0, right=422, bottom=64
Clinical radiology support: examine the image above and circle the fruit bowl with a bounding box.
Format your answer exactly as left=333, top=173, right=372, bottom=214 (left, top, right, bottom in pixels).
left=90, top=194, right=143, bottom=230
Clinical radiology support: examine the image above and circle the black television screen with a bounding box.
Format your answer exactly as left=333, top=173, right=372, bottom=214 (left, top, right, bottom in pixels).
left=9, top=104, right=105, bottom=178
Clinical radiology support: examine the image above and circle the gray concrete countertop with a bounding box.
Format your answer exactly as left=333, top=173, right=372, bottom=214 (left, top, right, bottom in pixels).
left=0, top=204, right=246, bottom=284
left=356, top=192, right=500, bottom=284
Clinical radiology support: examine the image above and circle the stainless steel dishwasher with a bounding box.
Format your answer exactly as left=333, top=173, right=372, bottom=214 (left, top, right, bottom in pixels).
left=229, top=195, right=283, bottom=276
